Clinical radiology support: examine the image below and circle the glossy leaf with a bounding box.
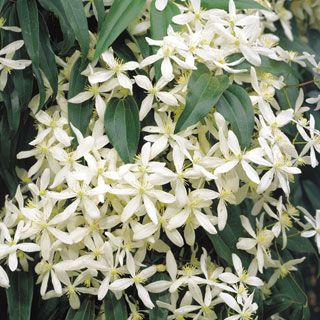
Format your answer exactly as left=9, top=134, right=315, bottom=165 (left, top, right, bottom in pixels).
left=62, top=0, right=89, bottom=61
left=104, top=291, right=128, bottom=320
left=94, top=0, right=146, bottom=60
left=39, top=16, right=58, bottom=100
left=65, top=298, right=95, bottom=320
left=104, top=96, right=140, bottom=163
left=216, top=84, right=254, bottom=148
left=94, top=0, right=106, bottom=29
left=175, top=73, right=229, bottom=133
left=202, top=0, right=267, bottom=10
left=6, top=270, right=34, bottom=320
left=68, top=58, right=93, bottom=137
left=16, top=0, right=39, bottom=66
left=37, top=0, right=75, bottom=53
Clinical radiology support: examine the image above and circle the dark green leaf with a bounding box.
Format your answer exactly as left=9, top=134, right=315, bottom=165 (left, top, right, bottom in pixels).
left=104, top=291, right=128, bottom=320
left=37, top=0, right=75, bottom=53
left=104, top=96, right=140, bottom=163
left=207, top=231, right=233, bottom=265
left=216, top=84, right=254, bottom=148
left=285, top=228, right=316, bottom=254
left=187, top=62, right=210, bottom=88
left=264, top=294, right=293, bottom=318
left=33, top=65, right=46, bottom=110
left=2, top=89, right=21, bottom=134
left=68, top=58, right=93, bottom=137
left=303, top=180, right=320, bottom=210
left=150, top=0, right=180, bottom=80
left=39, top=16, right=58, bottom=100
left=94, top=0, right=146, bottom=60
left=62, top=0, right=89, bottom=61
left=175, top=73, right=229, bottom=133
left=202, top=0, right=268, bottom=10
left=36, top=297, right=69, bottom=320
left=16, top=0, right=39, bottom=66
left=6, top=270, right=34, bottom=320
left=0, top=0, right=5, bottom=12
left=65, top=298, right=95, bottom=320
left=149, top=273, right=170, bottom=320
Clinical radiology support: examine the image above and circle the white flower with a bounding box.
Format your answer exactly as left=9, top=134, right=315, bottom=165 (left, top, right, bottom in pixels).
left=134, top=75, right=178, bottom=120
left=301, top=208, right=320, bottom=253
left=219, top=291, right=258, bottom=320
left=88, top=48, right=139, bottom=92
left=297, top=115, right=320, bottom=168
left=109, top=253, right=156, bottom=309
left=0, top=40, right=31, bottom=90
left=155, top=0, right=168, bottom=11
left=219, top=254, right=264, bottom=287
left=236, top=215, right=274, bottom=273
left=0, top=221, right=40, bottom=271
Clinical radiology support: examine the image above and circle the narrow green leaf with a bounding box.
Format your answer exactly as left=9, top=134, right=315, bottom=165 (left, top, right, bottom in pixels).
left=104, top=96, right=140, bottom=163
left=150, top=0, right=180, bottom=80
left=104, top=291, right=128, bottom=320
left=65, top=298, right=95, bottom=320
left=149, top=273, right=170, bottom=320
left=202, top=0, right=268, bottom=10
left=6, top=270, right=34, bottom=320
left=39, top=16, right=58, bottom=100
left=2, top=89, right=21, bottom=134
left=94, top=0, right=146, bottom=60
left=175, top=73, right=229, bottom=133
left=303, top=180, right=320, bottom=210
left=68, top=59, right=93, bottom=137
left=216, top=84, right=254, bottom=148
left=0, top=0, right=5, bottom=12
left=62, top=0, right=89, bottom=61
left=207, top=232, right=233, bottom=265
left=33, top=65, right=46, bottom=110
left=94, top=0, right=106, bottom=29
left=16, top=0, right=39, bottom=66
left=264, top=295, right=293, bottom=318
left=36, top=297, right=69, bottom=320
left=37, top=0, right=75, bottom=53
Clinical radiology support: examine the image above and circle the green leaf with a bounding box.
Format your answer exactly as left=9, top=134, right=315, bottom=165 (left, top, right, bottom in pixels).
left=187, top=62, right=210, bottom=88
left=284, top=228, right=316, bottom=255
left=104, top=96, right=140, bottom=163
left=104, top=291, right=128, bottom=320
left=16, top=0, right=39, bottom=66
left=149, top=273, right=170, bottom=320
left=94, top=0, right=106, bottom=29
left=62, top=0, right=89, bottom=61
left=16, top=0, right=46, bottom=109
left=175, top=73, right=229, bottom=133
left=36, top=297, right=69, bottom=320
left=39, top=16, right=59, bottom=100
left=94, top=0, right=146, bottom=60
left=264, top=294, right=293, bottom=318
left=303, top=180, right=320, bottom=210
left=207, top=232, right=233, bottom=265
left=216, top=84, right=254, bottom=148
left=65, top=298, right=95, bottom=320
left=2, top=89, right=21, bottom=134
left=202, top=0, right=268, bottom=10
left=37, top=0, right=75, bottom=53
left=0, top=0, right=5, bottom=12
left=68, top=58, right=93, bottom=137
left=6, top=270, right=34, bottom=320
left=150, top=0, right=180, bottom=80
